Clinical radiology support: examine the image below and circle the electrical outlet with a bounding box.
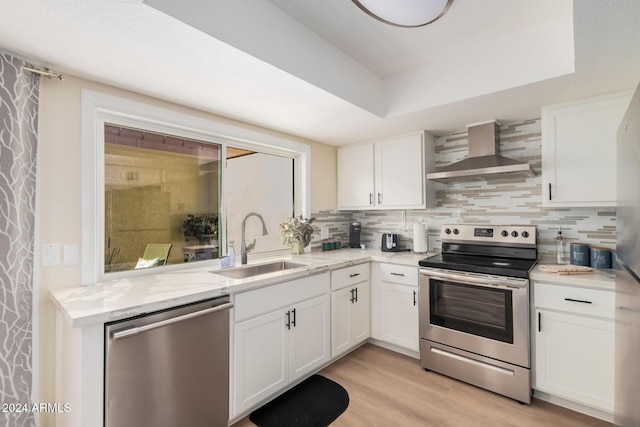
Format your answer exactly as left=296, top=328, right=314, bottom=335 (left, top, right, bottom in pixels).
left=320, top=227, right=329, bottom=239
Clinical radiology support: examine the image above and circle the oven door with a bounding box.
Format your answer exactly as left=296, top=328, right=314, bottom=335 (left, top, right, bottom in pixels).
left=419, top=268, right=530, bottom=368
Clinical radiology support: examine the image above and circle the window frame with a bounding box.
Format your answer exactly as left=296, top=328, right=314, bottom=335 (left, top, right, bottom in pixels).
left=82, top=90, right=310, bottom=285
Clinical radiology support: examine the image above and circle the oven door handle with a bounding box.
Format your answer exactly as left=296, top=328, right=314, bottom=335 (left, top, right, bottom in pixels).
left=420, top=269, right=528, bottom=289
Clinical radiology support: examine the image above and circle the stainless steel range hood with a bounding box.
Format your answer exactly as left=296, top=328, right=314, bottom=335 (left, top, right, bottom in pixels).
left=427, top=121, right=535, bottom=183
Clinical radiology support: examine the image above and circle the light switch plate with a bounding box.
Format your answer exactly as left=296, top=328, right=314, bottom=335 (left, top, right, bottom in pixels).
left=41, top=243, right=61, bottom=267
left=63, top=244, right=79, bottom=265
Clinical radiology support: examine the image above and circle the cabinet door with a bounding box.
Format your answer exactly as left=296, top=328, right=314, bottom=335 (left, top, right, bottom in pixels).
left=380, top=283, right=419, bottom=352
left=375, top=133, right=425, bottom=209
left=331, top=286, right=353, bottom=357
left=535, top=309, right=614, bottom=412
left=289, top=294, right=331, bottom=381
left=233, top=310, right=287, bottom=416
left=542, top=92, right=631, bottom=207
left=338, top=143, right=375, bottom=209
left=331, top=283, right=370, bottom=358
left=351, top=282, right=370, bottom=345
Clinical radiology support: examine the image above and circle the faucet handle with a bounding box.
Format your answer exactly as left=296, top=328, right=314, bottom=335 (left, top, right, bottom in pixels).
left=246, top=238, right=256, bottom=252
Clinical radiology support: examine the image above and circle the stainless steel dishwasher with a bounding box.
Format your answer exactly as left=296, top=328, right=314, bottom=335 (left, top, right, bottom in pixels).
left=104, top=295, right=233, bottom=427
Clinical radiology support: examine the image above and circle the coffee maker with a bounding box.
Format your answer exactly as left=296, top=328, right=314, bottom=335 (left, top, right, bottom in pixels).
left=349, top=222, right=361, bottom=248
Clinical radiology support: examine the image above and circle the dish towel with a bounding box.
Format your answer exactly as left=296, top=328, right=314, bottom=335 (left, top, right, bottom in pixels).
left=539, top=264, right=594, bottom=275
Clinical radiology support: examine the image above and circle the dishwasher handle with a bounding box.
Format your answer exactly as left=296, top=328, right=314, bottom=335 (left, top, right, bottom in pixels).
left=112, top=302, right=234, bottom=341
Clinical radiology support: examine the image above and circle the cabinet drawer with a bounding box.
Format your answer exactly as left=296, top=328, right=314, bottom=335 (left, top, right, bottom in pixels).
left=534, top=282, right=614, bottom=319
left=235, top=273, right=330, bottom=322
left=331, top=263, right=369, bottom=291
left=379, top=263, right=418, bottom=286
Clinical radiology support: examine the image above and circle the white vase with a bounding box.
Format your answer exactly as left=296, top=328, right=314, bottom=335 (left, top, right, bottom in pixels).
left=291, top=242, right=305, bottom=255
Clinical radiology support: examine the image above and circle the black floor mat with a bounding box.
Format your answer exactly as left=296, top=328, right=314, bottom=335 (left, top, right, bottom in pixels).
left=249, top=375, right=349, bottom=427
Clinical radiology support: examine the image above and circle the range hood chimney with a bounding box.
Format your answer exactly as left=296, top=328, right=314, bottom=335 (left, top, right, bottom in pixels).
left=427, top=121, right=535, bottom=183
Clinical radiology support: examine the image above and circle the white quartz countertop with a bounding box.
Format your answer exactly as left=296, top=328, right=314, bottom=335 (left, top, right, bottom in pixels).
left=530, top=264, right=615, bottom=291
left=50, top=248, right=433, bottom=328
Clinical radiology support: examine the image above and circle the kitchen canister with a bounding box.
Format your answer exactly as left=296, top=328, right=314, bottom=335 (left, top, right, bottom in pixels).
left=590, top=247, right=612, bottom=269
left=570, top=242, right=591, bottom=266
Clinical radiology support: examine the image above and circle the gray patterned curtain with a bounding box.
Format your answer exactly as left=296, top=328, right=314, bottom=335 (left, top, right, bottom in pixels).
left=0, top=53, right=39, bottom=427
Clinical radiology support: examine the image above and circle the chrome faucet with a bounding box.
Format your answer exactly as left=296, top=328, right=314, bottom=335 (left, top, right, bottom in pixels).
left=241, top=212, right=269, bottom=264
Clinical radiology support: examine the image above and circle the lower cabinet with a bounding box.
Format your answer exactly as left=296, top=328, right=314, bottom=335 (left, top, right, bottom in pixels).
left=289, top=295, right=332, bottom=380
left=371, top=263, right=419, bottom=353
left=232, top=273, right=330, bottom=417
left=331, top=264, right=370, bottom=358
left=533, top=281, right=615, bottom=414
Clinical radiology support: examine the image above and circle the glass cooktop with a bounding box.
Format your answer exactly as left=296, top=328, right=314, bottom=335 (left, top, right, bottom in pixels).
left=419, top=253, right=537, bottom=279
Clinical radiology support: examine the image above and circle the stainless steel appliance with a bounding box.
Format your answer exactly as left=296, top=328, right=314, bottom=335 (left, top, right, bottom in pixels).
left=349, top=221, right=361, bottom=248
left=381, top=233, right=400, bottom=252
left=418, top=224, right=537, bottom=403
left=104, top=295, right=233, bottom=427
left=615, top=84, right=640, bottom=427
left=426, top=121, right=535, bottom=183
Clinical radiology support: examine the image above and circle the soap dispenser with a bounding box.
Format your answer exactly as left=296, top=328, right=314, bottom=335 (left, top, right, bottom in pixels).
left=555, top=230, right=566, bottom=264
left=228, top=241, right=236, bottom=267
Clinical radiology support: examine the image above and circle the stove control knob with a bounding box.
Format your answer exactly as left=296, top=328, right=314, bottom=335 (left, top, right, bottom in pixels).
left=522, top=231, right=530, bottom=238
left=445, top=228, right=451, bottom=234
left=453, top=228, right=460, bottom=235
left=501, top=230, right=508, bottom=237
left=511, top=231, right=519, bottom=238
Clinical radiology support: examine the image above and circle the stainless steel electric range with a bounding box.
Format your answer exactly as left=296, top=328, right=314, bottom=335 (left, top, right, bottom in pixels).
left=418, top=224, right=537, bottom=403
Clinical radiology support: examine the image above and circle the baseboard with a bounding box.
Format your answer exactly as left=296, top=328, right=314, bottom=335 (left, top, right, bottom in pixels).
left=533, top=390, right=613, bottom=423
left=368, top=338, right=420, bottom=360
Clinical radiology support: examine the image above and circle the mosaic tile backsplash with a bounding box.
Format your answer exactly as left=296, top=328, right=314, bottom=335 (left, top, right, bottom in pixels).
left=312, top=119, right=616, bottom=263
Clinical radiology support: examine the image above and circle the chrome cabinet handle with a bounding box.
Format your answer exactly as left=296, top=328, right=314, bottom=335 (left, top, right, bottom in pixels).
left=378, top=193, right=382, bottom=204
left=413, top=290, right=417, bottom=306
left=349, top=273, right=360, bottom=278
left=286, top=310, right=291, bottom=330
left=391, top=272, right=405, bottom=277
left=369, top=193, right=373, bottom=205
left=564, top=298, right=592, bottom=304
left=112, top=302, right=234, bottom=340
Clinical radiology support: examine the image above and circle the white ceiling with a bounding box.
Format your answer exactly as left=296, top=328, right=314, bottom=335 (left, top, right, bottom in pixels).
left=0, top=0, right=639, bottom=145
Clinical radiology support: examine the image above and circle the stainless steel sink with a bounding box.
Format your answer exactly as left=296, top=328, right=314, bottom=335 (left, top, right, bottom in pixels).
left=211, top=261, right=307, bottom=279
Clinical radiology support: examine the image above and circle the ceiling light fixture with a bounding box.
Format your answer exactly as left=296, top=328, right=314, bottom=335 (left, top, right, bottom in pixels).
left=352, top=0, right=453, bottom=28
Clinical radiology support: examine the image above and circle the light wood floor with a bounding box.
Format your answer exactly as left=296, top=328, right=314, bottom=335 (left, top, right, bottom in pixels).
left=233, top=343, right=612, bottom=427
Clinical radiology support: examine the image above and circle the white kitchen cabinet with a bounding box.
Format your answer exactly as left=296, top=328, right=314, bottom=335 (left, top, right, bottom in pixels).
left=337, top=131, right=435, bottom=210
left=232, top=273, right=330, bottom=417
left=371, top=263, right=419, bottom=353
left=533, top=281, right=615, bottom=415
left=337, top=143, right=375, bottom=209
left=541, top=91, right=632, bottom=207
left=289, top=294, right=331, bottom=380
left=331, top=264, right=370, bottom=358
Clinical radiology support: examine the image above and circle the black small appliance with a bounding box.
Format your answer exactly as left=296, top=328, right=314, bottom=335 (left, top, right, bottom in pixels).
left=349, top=222, right=361, bottom=248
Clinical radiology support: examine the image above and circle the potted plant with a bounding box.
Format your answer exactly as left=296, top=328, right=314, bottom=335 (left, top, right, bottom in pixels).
left=183, top=214, right=218, bottom=245
left=279, top=215, right=315, bottom=254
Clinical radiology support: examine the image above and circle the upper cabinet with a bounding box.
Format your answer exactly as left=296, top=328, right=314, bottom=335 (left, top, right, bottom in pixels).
left=541, top=92, right=632, bottom=207
left=338, top=131, right=435, bottom=210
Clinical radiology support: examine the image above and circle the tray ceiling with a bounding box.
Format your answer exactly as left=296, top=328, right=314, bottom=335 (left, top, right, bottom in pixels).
left=0, top=0, right=639, bottom=145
